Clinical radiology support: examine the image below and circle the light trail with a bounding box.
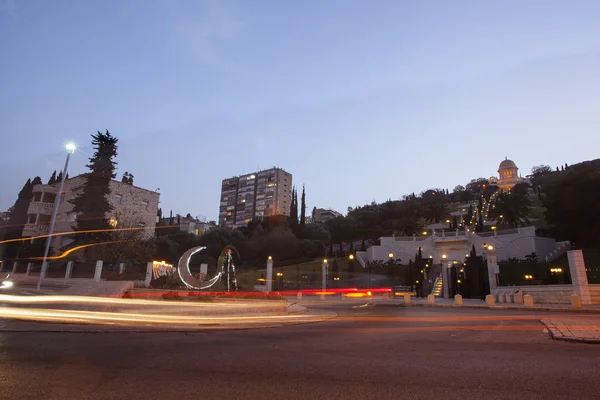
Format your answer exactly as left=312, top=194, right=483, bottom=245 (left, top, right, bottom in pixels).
left=0, top=307, right=323, bottom=326
left=27, top=240, right=134, bottom=261
left=0, top=293, right=318, bottom=327
left=0, top=294, right=261, bottom=308
left=0, top=224, right=176, bottom=246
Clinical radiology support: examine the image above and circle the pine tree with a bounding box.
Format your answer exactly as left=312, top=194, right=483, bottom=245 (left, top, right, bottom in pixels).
left=70, top=131, right=118, bottom=247
left=300, top=185, right=306, bottom=226
left=47, top=170, right=57, bottom=185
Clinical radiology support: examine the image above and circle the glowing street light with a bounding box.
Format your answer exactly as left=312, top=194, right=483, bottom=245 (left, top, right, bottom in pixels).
left=38, top=142, right=76, bottom=290
left=388, top=252, right=394, bottom=259
left=348, top=254, right=355, bottom=260
left=441, top=254, right=447, bottom=259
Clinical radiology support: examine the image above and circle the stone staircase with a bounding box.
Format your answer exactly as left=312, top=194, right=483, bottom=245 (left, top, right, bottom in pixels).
left=544, top=241, right=571, bottom=263
left=431, top=274, right=443, bottom=297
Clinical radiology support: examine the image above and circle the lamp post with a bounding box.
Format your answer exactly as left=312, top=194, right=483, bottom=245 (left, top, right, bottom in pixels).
left=266, top=256, right=273, bottom=292
left=388, top=252, right=395, bottom=291
left=38, top=143, right=75, bottom=290
left=321, top=258, right=328, bottom=293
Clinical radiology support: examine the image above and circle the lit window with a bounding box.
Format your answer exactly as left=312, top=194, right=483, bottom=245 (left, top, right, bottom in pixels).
left=109, top=218, right=118, bottom=227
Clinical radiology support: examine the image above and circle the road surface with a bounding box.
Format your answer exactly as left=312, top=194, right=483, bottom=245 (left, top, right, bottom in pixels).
left=1, top=302, right=599, bottom=399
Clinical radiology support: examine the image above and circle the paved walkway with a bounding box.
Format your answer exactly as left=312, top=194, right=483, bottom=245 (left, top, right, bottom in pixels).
left=542, top=318, right=600, bottom=343
left=288, top=295, right=600, bottom=313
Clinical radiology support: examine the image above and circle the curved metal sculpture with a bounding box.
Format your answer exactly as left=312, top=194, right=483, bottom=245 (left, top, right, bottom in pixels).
left=218, top=245, right=240, bottom=292
left=177, top=246, right=222, bottom=290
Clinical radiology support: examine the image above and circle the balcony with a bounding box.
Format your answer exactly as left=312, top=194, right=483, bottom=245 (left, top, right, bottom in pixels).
left=22, top=223, right=49, bottom=236
left=27, top=201, right=55, bottom=215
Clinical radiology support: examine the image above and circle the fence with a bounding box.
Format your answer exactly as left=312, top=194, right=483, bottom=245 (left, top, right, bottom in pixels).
left=71, top=261, right=96, bottom=279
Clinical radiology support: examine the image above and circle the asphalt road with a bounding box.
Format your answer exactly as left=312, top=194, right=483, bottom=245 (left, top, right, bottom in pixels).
left=2, top=303, right=600, bottom=400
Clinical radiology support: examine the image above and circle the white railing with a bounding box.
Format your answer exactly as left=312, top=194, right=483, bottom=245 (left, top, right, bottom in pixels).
left=27, top=201, right=54, bottom=215
left=355, top=251, right=367, bottom=269
left=23, top=224, right=49, bottom=233
left=544, top=241, right=571, bottom=263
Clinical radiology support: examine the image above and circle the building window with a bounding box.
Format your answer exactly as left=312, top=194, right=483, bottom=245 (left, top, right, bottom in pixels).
left=109, top=217, right=118, bottom=227
left=138, top=222, right=146, bottom=228
left=141, top=200, right=149, bottom=210
left=114, top=194, right=122, bottom=204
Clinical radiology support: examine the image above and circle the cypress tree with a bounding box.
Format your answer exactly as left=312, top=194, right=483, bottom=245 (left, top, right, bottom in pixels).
left=56, top=171, right=63, bottom=182
left=3, top=178, right=36, bottom=258
left=47, top=170, right=57, bottom=185
left=70, top=131, right=118, bottom=247
left=300, top=185, right=306, bottom=227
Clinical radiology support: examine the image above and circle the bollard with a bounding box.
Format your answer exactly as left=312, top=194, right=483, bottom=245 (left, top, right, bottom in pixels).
left=403, top=293, right=411, bottom=305
left=94, top=260, right=103, bottom=281
left=119, top=263, right=125, bottom=274
left=427, top=294, right=435, bottom=305
left=485, top=294, right=495, bottom=306
left=65, top=261, right=73, bottom=279
left=12, top=261, right=18, bottom=274
left=454, top=294, right=463, bottom=306
left=297, top=292, right=303, bottom=300
left=523, top=294, right=534, bottom=308
left=25, top=263, right=32, bottom=277
left=570, top=294, right=582, bottom=309
left=320, top=294, right=326, bottom=300
left=383, top=292, right=390, bottom=300
left=340, top=293, right=345, bottom=300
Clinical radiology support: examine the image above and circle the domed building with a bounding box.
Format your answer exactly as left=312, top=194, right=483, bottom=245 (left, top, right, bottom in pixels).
left=495, top=157, right=523, bottom=190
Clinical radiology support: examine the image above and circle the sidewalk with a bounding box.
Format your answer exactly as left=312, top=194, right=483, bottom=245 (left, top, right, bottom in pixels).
left=402, top=297, right=600, bottom=313
left=542, top=318, right=600, bottom=344
left=287, top=295, right=600, bottom=313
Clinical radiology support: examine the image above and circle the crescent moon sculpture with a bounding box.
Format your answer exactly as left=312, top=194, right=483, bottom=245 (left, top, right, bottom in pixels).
left=177, top=246, right=222, bottom=290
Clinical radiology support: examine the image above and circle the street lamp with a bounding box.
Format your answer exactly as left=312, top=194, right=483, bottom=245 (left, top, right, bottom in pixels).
left=38, top=143, right=75, bottom=290
left=348, top=254, right=354, bottom=260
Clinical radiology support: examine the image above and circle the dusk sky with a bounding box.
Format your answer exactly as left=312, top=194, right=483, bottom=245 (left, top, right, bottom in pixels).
left=1, top=0, right=600, bottom=221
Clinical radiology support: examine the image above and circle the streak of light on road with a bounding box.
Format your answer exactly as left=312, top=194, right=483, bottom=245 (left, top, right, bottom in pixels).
left=0, top=307, right=324, bottom=326
left=0, top=294, right=264, bottom=308
left=0, top=294, right=324, bottom=326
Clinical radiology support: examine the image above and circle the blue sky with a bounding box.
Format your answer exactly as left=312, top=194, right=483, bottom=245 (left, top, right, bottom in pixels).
left=1, top=0, right=600, bottom=221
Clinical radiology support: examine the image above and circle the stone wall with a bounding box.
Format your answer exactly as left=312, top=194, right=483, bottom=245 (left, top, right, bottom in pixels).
left=492, top=285, right=574, bottom=304
left=590, top=284, right=600, bottom=304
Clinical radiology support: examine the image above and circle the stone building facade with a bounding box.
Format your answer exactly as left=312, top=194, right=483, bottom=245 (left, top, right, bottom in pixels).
left=22, top=174, right=160, bottom=252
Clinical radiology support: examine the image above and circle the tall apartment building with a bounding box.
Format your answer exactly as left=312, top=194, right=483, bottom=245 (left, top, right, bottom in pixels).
left=22, top=174, right=160, bottom=252
left=219, top=167, right=292, bottom=227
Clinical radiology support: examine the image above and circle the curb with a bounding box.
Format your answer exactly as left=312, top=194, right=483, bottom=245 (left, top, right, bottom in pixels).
left=541, top=319, right=600, bottom=344
left=389, top=302, right=600, bottom=314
